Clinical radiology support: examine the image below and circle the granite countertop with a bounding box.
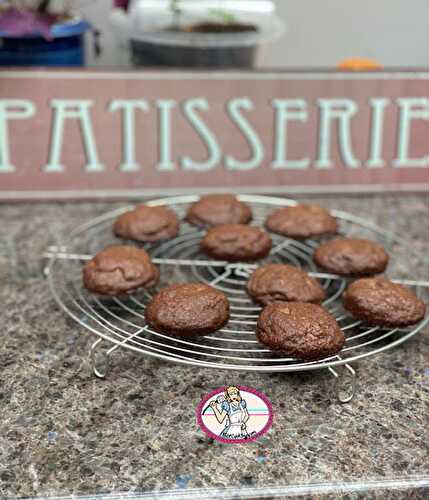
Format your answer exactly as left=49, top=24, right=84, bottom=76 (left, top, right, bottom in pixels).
left=0, top=195, right=428, bottom=499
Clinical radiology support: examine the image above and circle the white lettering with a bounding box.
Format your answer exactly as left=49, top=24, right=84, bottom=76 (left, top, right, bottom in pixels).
left=225, top=98, right=263, bottom=170
left=316, top=99, right=360, bottom=169
left=156, top=100, right=176, bottom=172
left=44, top=100, right=103, bottom=173
left=0, top=99, right=35, bottom=173
left=272, top=99, right=309, bottom=169
left=180, top=98, right=221, bottom=171
left=393, top=98, right=429, bottom=168
left=109, top=99, right=149, bottom=172
left=367, top=98, right=389, bottom=168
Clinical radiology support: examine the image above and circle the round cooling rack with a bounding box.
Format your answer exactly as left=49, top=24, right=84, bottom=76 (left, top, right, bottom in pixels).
left=44, top=195, right=429, bottom=402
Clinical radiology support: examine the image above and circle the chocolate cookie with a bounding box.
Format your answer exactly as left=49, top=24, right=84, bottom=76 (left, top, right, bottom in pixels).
left=343, top=277, right=426, bottom=327
left=186, top=194, right=252, bottom=227
left=265, top=205, right=337, bottom=239
left=257, top=302, right=345, bottom=360
left=113, top=205, right=179, bottom=242
left=314, top=238, right=389, bottom=276
left=247, top=264, right=326, bottom=306
left=83, top=245, right=159, bottom=296
left=201, top=224, right=272, bottom=262
left=145, top=283, right=230, bottom=336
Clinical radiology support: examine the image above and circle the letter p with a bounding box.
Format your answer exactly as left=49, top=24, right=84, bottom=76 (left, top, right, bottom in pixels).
left=0, top=99, right=35, bottom=173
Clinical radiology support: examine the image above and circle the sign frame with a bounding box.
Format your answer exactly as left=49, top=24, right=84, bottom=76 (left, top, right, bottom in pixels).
left=1, top=68, right=429, bottom=200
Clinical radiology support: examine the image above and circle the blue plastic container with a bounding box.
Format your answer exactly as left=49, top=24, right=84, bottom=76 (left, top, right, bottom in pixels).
left=0, top=18, right=90, bottom=66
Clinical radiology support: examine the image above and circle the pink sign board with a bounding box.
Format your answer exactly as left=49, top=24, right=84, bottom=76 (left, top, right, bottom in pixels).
left=1, top=69, right=429, bottom=200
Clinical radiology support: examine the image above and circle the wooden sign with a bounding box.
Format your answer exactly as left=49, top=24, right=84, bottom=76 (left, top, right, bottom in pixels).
left=1, top=69, right=429, bottom=200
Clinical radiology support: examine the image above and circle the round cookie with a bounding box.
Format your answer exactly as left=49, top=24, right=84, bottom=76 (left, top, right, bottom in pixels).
left=314, top=237, right=388, bottom=277
left=145, top=283, right=230, bottom=336
left=83, top=245, right=159, bottom=296
left=343, top=277, right=426, bottom=327
left=257, top=302, right=345, bottom=360
left=186, top=194, right=252, bottom=227
left=113, top=205, right=179, bottom=242
left=247, top=264, right=326, bottom=306
left=265, top=205, right=337, bottom=239
left=201, top=224, right=272, bottom=262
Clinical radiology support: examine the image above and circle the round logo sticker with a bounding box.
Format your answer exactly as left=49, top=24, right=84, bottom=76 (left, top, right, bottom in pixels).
left=196, top=385, right=273, bottom=444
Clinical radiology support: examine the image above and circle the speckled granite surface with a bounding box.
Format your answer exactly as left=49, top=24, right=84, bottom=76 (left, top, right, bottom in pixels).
left=0, top=195, right=428, bottom=499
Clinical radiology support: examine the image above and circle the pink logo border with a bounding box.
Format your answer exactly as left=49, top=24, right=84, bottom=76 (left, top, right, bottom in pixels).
left=196, top=385, right=274, bottom=444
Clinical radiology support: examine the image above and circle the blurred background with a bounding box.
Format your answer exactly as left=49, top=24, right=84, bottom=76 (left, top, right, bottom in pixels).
left=2, top=0, right=429, bottom=69
left=91, top=0, right=429, bottom=68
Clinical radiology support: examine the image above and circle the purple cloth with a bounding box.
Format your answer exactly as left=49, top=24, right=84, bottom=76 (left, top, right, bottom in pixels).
left=113, top=0, right=130, bottom=11
left=0, top=7, right=56, bottom=39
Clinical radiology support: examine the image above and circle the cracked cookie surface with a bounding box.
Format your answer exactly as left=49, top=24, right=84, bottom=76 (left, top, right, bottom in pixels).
left=266, top=205, right=337, bottom=239
left=186, top=194, right=252, bottom=227
left=145, top=283, right=230, bottom=336
left=343, top=277, right=426, bottom=326
left=314, top=237, right=389, bottom=276
left=247, top=264, right=326, bottom=306
left=201, top=224, right=272, bottom=262
left=83, top=245, right=159, bottom=295
left=113, top=205, right=180, bottom=242
left=257, top=302, right=345, bottom=360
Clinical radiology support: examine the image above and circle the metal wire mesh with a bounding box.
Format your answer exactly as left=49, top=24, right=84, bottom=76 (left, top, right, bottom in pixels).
left=47, top=195, right=429, bottom=372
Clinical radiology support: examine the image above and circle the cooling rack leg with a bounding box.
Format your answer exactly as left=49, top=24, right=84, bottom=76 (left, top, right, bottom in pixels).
left=90, top=338, right=111, bottom=379
left=328, top=363, right=357, bottom=403
left=89, top=328, right=147, bottom=379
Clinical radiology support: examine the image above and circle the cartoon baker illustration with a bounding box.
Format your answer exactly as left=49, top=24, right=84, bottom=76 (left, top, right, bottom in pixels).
left=208, top=386, right=250, bottom=439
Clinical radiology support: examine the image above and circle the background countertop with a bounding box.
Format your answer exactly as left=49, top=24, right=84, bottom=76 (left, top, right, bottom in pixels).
left=0, top=195, right=428, bottom=499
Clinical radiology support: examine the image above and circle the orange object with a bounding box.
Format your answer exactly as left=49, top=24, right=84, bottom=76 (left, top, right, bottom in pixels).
left=337, top=58, right=383, bottom=71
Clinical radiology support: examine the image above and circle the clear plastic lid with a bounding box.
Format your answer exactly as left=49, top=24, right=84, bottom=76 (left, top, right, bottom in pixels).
left=111, top=0, right=285, bottom=47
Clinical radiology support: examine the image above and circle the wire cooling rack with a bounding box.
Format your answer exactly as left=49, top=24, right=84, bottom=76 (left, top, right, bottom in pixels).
left=44, top=195, right=429, bottom=402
